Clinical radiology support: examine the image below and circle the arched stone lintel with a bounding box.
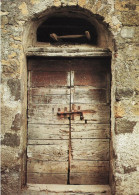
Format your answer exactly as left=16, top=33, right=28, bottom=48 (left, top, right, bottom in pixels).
left=23, top=6, right=115, bottom=51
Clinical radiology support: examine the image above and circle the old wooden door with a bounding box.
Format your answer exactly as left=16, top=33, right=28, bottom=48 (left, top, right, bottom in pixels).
left=27, top=57, right=110, bottom=185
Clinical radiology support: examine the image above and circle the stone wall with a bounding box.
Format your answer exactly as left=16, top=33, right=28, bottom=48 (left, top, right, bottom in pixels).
left=1, top=0, right=139, bottom=195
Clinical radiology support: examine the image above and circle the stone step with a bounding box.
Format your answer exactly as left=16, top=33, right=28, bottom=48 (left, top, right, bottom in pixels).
left=21, top=184, right=111, bottom=195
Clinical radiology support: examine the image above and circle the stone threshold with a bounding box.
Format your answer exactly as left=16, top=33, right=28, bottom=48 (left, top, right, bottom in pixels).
left=26, top=46, right=112, bottom=57
left=21, top=184, right=111, bottom=195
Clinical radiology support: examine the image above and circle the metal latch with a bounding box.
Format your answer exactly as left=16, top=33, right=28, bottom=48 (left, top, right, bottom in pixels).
left=57, top=111, right=84, bottom=120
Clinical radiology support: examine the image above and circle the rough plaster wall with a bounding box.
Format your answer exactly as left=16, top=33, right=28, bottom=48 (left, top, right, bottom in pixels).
left=1, top=0, right=139, bottom=195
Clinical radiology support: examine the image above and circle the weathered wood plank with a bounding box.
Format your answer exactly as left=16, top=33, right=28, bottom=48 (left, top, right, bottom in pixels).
left=28, top=104, right=70, bottom=124
left=70, top=160, right=109, bottom=173
left=27, top=160, right=68, bottom=173
left=28, top=139, right=68, bottom=144
left=28, top=139, right=69, bottom=145
left=71, top=114, right=110, bottom=124
left=28, top=59, right=71, bottom=71
left=72, top=123, right=110, bottom=130
left=27, top=172, right=67, bottom=184
left=73, top=88, right=107, bottom=103
left=30, top=94, right=70, bottom=104
left=28, top=124, right=69, bottom=140
left=71, top=103, right=110, bottom=113
left=28, top=104, right=70, bottom=112
left=29, top=87, right=70, bottom=96
left=30, top=71, right=70, bottom=87
left=71, top=124, right=110, bottom=139
left=70, top=172, right=109, bottom=185
left=28, top=58, right=110, bottom=72
left=27, top=140, right=68, bottom=161
left=70, top=58, right=110, bottom=71
left=28, top=117, right=69, bottom=125
left=74, top=71, right=106, bottom=88
left=71, top=139, right=109, bottom=161
left=28, top=105, right=70, bottom=125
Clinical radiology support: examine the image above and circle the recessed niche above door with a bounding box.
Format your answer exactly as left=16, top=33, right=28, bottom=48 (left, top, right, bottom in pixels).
left=37, top=16, right=98, bottom=45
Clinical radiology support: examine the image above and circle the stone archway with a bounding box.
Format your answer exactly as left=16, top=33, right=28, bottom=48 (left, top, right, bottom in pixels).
left=23, top=6, right=114, bottom=49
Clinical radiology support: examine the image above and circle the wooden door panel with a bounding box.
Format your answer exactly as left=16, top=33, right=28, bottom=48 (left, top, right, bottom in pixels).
left=27, top=139, right=68, bottom=183
left=27, top=160, right=68, bottom=184
left=30, top=71, right=70, bottom=87
left=71, top=103, right=110, bottom=124
left=27, top=61, right=70, bottom=184
left=71, top=114, right=110, bottom=124
left=28, top=88, right=70, bottom=106
left=70, top=172, right=109, bottom=185
left=71, top=124, right=110, bottom=139
left=71, top=139, right=109, bottom=161
left=28, top=87, right=70, bottom=107
left=27, top=160, right=68, bottom=173
left=28, top=58, right=110, bottom=72
left=71, top=59, right=110, bottom=71
left=70, top=160, right=109, bottom=172
left=28, top=104, right=70, bottom=125
left=28, top=104, right=70, bottom=112
left=74, top=71, right=106, bottom=88
left=27, top=140, right=69, bottom=161
left=28, top=106, right=70, bottom=125
left=73, top=87, right=107, bottom=103
left=29, top=87, right=70, bottom=96
left=70, top=104, right=110, bottom=113
left=31, top=94, right=70, bottom=104
left=28, top=124, right=69, bottom=140
left=70, top=59, right=110, bottom=185
left=27, top=173, right=68, bottom=184
left=28, top=59, right=71, bottom=71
